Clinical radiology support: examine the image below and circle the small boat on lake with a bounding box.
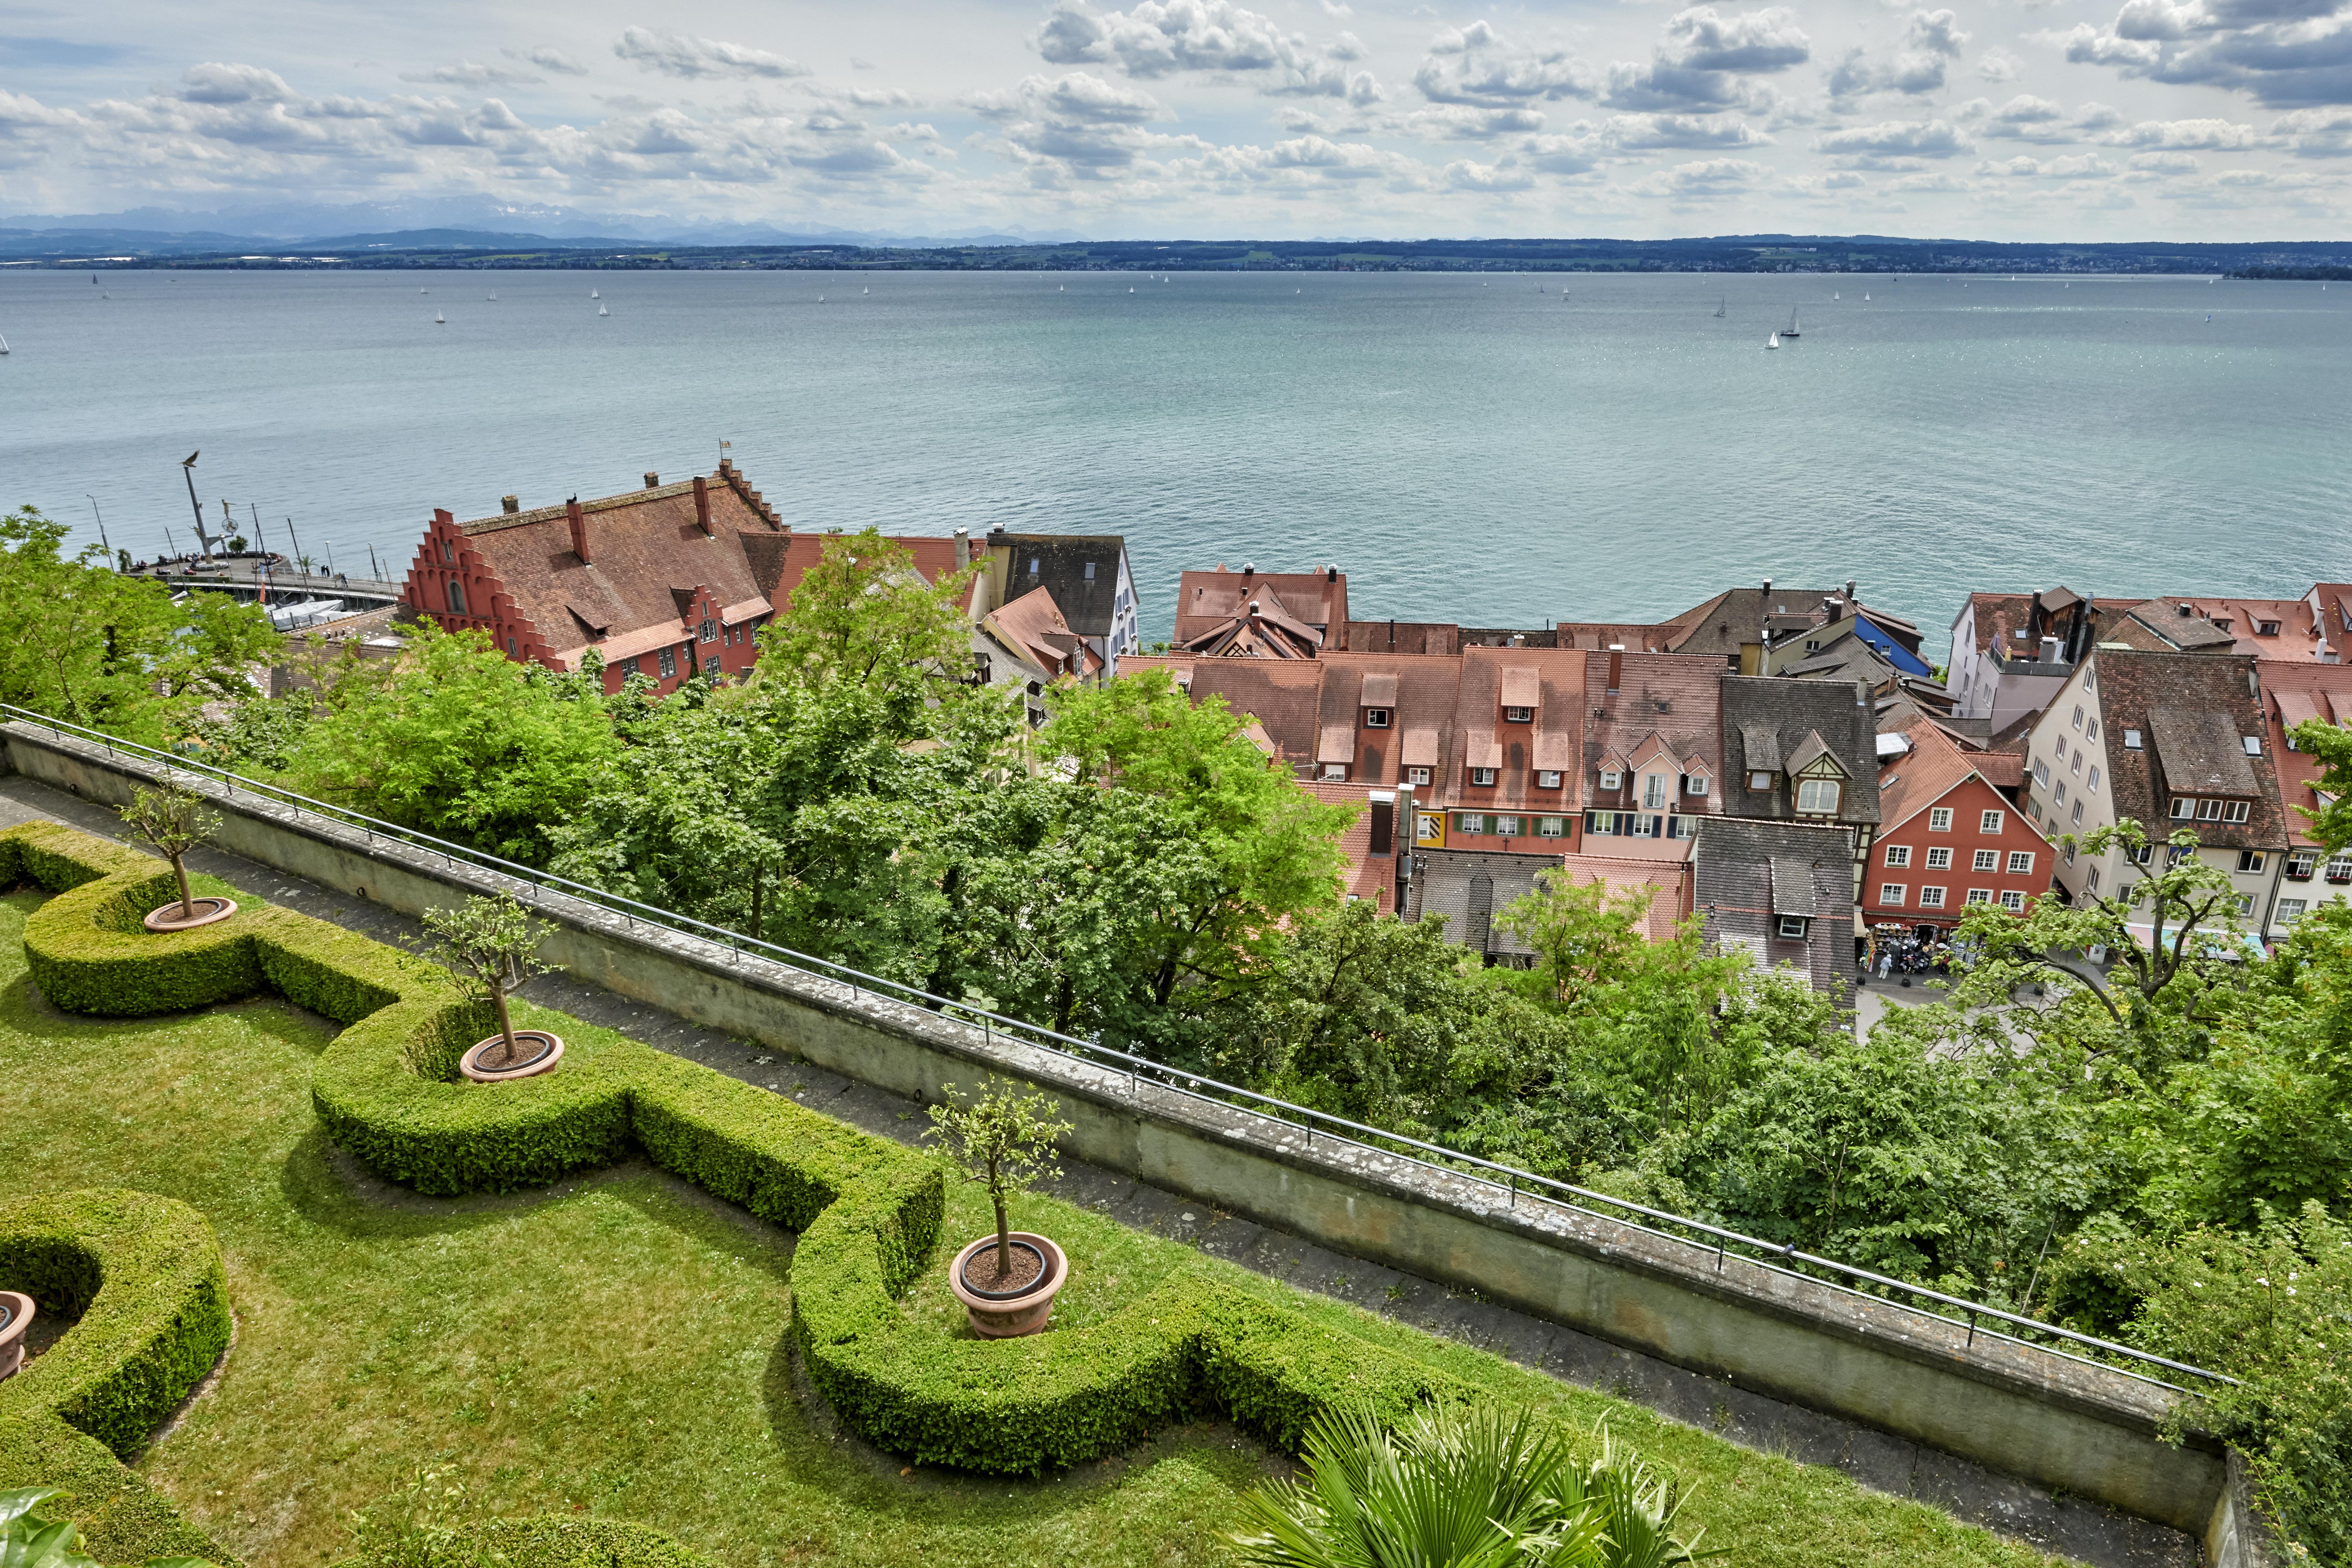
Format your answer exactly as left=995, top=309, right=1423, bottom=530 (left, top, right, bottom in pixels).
left=1782, top=308, right=1801, bottom=339
left=1766, top=331, right=1780, bottom=349
left=598, top=304, right=609, bottom=316
left=1715, top=297, right=1726, bottom=317
left=434, top=310, right=445, bottom=324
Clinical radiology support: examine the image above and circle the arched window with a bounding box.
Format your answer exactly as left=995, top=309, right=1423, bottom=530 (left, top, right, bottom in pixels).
left=447, top=578, right=468, bottom=615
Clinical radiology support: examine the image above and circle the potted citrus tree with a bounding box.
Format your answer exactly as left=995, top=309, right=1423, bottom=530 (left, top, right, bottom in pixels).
left=419, top=894, right=563, bottom=1081
left=925, top=1079, right=1075, bottom=1337
left=119, top=782, right=238, bottom=931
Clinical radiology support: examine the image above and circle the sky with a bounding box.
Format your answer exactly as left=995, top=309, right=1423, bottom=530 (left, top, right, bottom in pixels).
left=4, top=0, right=2351, bottom=241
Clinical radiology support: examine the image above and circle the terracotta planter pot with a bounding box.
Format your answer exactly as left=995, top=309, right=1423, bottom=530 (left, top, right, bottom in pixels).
left=947, top=1232, right=1067, bottom=1339
left=144, top=897, right=238, bottom=932
left=459, top=1029, right=565, bottom=1083
left=0, top=1291, right=35, bottom=1381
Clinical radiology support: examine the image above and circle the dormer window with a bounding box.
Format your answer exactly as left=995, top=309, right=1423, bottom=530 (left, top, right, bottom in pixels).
left=1321, top=763, right=1348, bottom=782
left=1536, top=770, right=1563, bottom=789
left=1471, top=766, right=1497, bottom=787
left=1642, top=774, right=1668, bottom=809
left=1684, top=774, right=1709, bottom=796
left=1363, top=707, right=1392, bottom=729
left=2171, top=798, right=2197, bottom=820
left=1795, top=779, right=1843, bottom=814
left=1407, top=766, right=1432, bottom=786
left=1777, top=915, right=1810, bottom=940
left=2123, top=729, right=2143, bottom=749
left=1748, top=770, right=1773, bottom=791
left=1600, top=768, right=1622, bottom=788
left=2258, top=619, right=2281, bottom=636
left=1503, top=705, right=1534, bottom=724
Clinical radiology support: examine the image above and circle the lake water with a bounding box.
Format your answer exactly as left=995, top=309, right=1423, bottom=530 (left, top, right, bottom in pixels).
left=4, top=266, right=2347, bottom=655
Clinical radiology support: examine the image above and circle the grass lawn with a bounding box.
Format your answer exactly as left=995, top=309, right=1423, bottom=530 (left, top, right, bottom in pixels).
left=0, top=887, right=2068, bottom=1568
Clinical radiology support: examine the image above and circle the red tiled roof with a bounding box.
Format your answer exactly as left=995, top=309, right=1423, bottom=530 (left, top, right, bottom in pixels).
left=983, top=585, right=1098, bottom=680
left=1122, top=655, right=1330, bottom=773
left=1583, top=652, right=1726, bottom=816
left=1302, top=780, right=1402, bottom=909
left=2257, top=658, right=2352, bottom=847
left=1175, top=568, right=1347, bottom=645
left=1438, top=648, right=1586, bottom=810
left=1554, top=852, right=1694, bottom=941
left=1311, top=655, right=1465, bottom=788
left=1876, top=716, right=1985, bottom=836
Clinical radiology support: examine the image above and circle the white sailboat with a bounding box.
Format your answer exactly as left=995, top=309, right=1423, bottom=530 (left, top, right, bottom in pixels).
left=1864, top=292, right=1871, bottom=301
left=434, top=310, right=445, bottom=324
left=1766, top=331, right=1780, bottom=349
left=590, top=288, right=599, bottom=298
left=1782, top=307, right=1800, bottom=339
left=0, top=334, right=9, bottom=355
left=488, top=290, right=498, bottom=301
left=1834, top=291, right=1840, bottom=299
left=1715, top=297, right=1726, bottom=317
left=862, top=287, right=869, bottom=295
left=598, top=303, right=609, bottom=317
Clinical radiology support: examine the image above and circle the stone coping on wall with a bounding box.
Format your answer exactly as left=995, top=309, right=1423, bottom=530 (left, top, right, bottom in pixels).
left=0, top=722, right=2224, bottom=1539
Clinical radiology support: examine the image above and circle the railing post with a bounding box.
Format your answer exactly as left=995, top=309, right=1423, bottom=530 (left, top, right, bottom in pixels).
left=1966, top=1309, right=1978, bottom=1348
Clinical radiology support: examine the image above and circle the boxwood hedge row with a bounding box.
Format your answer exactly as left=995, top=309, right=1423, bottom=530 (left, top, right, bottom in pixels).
left=0, top=1189, right=237, bottom=1566
left=4, top=820, right=1469, bottom=1486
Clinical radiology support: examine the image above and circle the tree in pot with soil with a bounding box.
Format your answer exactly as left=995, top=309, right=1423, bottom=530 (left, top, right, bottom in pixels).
left=925, top=1079, right=1075, bottom=1338
left=118, top=781, right=238, bottom=931
left=418, top=894, right=564, bottom=1082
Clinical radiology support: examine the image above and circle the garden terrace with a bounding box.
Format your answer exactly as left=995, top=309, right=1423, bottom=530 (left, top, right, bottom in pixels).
left=0, top=757, right=2237, bottom=1568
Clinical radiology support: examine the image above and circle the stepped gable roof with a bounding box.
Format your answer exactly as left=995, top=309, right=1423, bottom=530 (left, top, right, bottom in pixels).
left=1124, top=655, right=1328, bottom=772
left=1436, top=647, right=1585, bottom=809
left=1876, top=717, right=1984, bottom=835
left=1312, top=655, right=1464, bottom=784
left=982, top=585, right=1098, bottom=680
left=453, top=466, right=787, bottom=666
left=1584, top=652, right=1725, bottom=797
left=2255, top=659, right=2352, bottom=847
left=742, top=530, right=974, bottom=616
left=989, top=533, right=1126, bottom=637
left=1555, top=853, right=1693, bottom=942
left=1720, top=675, right=1882, bottom=825
left=1175, top=566, right=1347, bottom=647
left=2090, top=649, right=2285, bottom=850
left=1660, top=586, right=1839, bottom=658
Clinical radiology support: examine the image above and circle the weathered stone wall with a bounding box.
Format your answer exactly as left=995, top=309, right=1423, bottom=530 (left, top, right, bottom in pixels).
left=1, top=722, right=2233, bottom=1546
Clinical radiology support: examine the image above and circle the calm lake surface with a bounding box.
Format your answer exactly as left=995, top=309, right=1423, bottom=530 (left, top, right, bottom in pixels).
left=4, top=266, right=2347, bottom=653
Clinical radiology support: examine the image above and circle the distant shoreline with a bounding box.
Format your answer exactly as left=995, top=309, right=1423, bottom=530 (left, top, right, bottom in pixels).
left=7, top=232, right=2352, bottom=279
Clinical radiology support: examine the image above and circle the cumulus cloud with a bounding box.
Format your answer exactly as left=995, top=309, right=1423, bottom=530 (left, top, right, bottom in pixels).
left=1605, top=6, right=1810, bottom=113
left=2103, top=115, right=2263, bottom=147
left=1814, top=116, right=1970, bottom=163
left=1624, top=154, right=1773, bottom=195
left=180, top=62, right=299, bottom=104
left=1976, top=150, right=2117, bottom=176
left=966, top=70, right=1173, bottom=175
left=613, top=27, right=809, bottom=80
left=508, top=47, right=589, bottom=77
left=1604, top=111, right=1776, bottom=147
left=1828, top=9, right=1970, bottom=99
left=1977, top=50, right=2020, bottom=82
left=2061, top=0, right=2352, bottom=109
left=1035, top=1, right=1379, bottom=100
left=2272, top=105, right=2352, bottom=152
left=1416, top=21, right=1595, bottom=106
left=401, top=61, right=543, bottom=88
left=1961, top=94, right=2128, bottom=142
left=1397, top=104, right=1548, bottom=138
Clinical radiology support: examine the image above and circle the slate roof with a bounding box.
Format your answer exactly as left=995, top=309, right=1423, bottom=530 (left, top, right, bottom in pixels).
left=989, top=533, right=1126, bottom=637
left=2088, top=649, right=2286, bottom=850
left=1691, top=817, right=1856, bottom=997
left=1719, top=676, right=1882, bottom=827
left=1662, top=587, right=1837, bottom=659
left=447, top=465, right=788, bottom=665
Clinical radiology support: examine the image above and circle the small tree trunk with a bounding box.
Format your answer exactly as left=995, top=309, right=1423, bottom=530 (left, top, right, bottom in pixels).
left=993, top=1184, right=1012, bottom=1274
left=749, top=864, right=763, bottom=941
left=171, top=853, right=195, bottom=920
left=490, top=984, right=519, bottom=1062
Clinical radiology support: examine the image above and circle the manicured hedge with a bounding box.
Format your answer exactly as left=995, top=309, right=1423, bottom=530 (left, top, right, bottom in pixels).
left=0, top=1189, right=237, bottom=1566
left=336, top=1516, right=715, bottom=1568
left=7, top=821, right=1471, bottom=1481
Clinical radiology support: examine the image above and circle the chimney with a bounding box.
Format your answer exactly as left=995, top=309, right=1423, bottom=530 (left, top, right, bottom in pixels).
left=1242, top=562, right=1255, bottom=577
left=1326, top=563, right=1338, bottom=582
left=1845, top=578, right=1857, bottom=604
left=1762, top=577, right=1773, bottom=594
left=567, top=497, right=589, bottom=564
left=692, top=475, right=712, bottom=534
left=718, top=457, right=734, bottom=476
left=500, top=494, right=519, bottom=515
left=1606, top=649, right=1622, bottom=693
left=1248, top=600, right=1261, bottom=616
left=644, top=471, right=660, bottom=489
left=2041, top=635, right=2062, bottom=663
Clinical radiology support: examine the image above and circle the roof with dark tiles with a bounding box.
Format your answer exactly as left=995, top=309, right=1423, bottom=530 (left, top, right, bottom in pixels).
left=988, top=533, right=1127, bottom=638
left=1720, top=675, right=1882, bottom=827
left=1692, top=817, right=1855, bottom=997
left=2088, top=649, right=2287, bottom=849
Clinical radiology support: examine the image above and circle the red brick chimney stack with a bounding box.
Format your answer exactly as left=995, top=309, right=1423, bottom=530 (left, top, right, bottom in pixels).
left=567, top=497, right=590, bottom=564
left=692, top=475, right=712, bottom=535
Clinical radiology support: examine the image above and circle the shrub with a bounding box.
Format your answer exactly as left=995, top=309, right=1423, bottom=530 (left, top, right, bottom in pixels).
left=0, top=1190, right=236, bottom=1567
left=1, top=1484, right=212, bottom=1568
left=116, top=783, right=221, bottom=924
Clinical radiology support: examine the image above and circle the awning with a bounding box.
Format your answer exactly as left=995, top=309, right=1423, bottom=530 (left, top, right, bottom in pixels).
left=1358, top=672, right=1399, bottom=706
left=1500, top=667, right=1542, bottom=709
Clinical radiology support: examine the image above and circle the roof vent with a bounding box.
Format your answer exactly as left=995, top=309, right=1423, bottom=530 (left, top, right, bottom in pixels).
left=501, top=495, right=520, bottom=515
left=644, top=472, right=659, bottom=489
left=1248, top=600, right=1261, bottom=615
left=1242, top=562, right=1255, bottom=576
left=1326, top=563, right=1338, bottom=581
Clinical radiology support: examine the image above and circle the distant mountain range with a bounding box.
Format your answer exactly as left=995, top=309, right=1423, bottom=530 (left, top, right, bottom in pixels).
left=4, top=210, right=2350, bottom=277
left=0, top=198, right=1087, bottom=257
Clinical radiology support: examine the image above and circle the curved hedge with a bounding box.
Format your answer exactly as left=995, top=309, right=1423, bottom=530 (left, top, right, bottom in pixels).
left=5, top=821, right=1466, bottom=1480
left=0, top=1188, right=236, bottom=1566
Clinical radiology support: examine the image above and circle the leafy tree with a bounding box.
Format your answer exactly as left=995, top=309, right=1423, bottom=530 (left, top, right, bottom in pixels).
left=752, top=527, right=976, bottom=731
left=419, top=894, right=556, bottom=1067
left=290, top=621, right=617, bottom=863
left=0, top=504, right=279, bottom=742
left=2286, top=716, right=2352, bottom=851
left=924, top=1079, right=1074, bottom=1276
left=189, top=693, right=314, bottom=773
left=118, top=781, right=221, bottom=921
left=1046, top=670, right=1353, bottom=1010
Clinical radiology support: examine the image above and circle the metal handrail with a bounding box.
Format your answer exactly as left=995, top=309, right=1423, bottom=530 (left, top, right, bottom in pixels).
left=0, top=702, right=2234, bottom=1391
